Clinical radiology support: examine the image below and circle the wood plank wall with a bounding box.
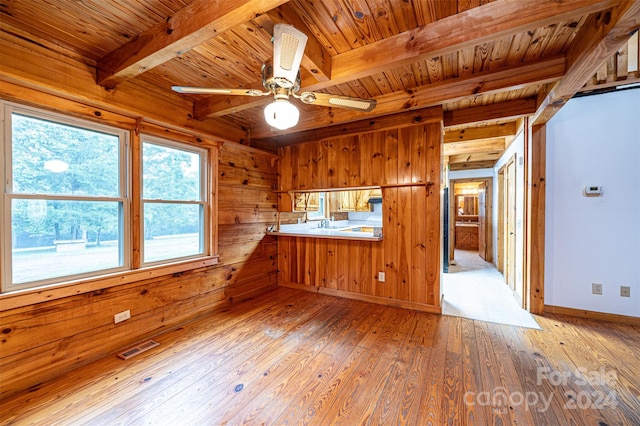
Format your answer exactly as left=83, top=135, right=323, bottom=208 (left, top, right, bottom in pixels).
left=0, top=142, right=278, bottom=400
left=277, top=122, right=442, bottom=312
left=0, top=27, right=280, bottom=399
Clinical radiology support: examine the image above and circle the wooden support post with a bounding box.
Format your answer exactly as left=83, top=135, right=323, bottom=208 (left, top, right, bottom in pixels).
left=130, top=130, right=142, bottom=269
left=525, top=122, right=546, bottom=314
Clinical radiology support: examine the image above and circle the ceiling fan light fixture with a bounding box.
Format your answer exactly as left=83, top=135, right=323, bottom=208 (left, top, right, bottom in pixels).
left=264, top=98, right=299, bottom=130
left=172, top=23, right=376, bottom=132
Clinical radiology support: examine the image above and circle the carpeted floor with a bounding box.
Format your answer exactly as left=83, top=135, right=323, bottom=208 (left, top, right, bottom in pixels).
left=442, top=250, right=541, bottom=329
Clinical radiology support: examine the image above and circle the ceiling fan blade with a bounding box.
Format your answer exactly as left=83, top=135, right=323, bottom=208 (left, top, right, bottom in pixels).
left=272, top=24, right=307, bottom=88
left=172, top=86, right=269, bottom=96
left=297, top=92, right=377, bottom=112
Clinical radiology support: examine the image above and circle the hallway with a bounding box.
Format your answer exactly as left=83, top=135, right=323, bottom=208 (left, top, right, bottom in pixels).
left=443, top=249, right=540, bottom=329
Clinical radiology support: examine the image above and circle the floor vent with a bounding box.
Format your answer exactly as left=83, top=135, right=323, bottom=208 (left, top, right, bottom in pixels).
left=117, top=340, right=160, bottom=360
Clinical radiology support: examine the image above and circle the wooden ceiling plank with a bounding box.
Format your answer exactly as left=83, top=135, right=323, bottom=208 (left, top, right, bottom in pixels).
left=287, top=1, right=353, bottom=53
left=533, top=0, right=640, bottom=125
left=385, top=0, right=420, bottom=32
left=443, top=138, right=506, bottom=156
left=444, top=98, right=538, bottom=127
left=327, top=0, right=619, bottom=85
left=344, top=0, right=386, bottom=43
left=96, top=0, right=289, bottom=88
left=444, top=122, right=518, bottom=143
left=488, top=37, right=512, bottom=71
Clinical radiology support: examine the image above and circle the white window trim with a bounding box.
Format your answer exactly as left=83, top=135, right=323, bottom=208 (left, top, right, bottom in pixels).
left=140, top=134, right=209, bottom=266
left=1, top=102, right=130, bottom=292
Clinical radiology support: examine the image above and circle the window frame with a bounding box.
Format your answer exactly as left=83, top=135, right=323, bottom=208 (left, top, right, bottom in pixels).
left=2, top=103, right=130, bottom=292
left=0, top=101, right=219, bottom=300
left=139, top=135, right=209, bottom=266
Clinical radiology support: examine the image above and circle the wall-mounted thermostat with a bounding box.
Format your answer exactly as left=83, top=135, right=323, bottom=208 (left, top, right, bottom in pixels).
left=584, top=185, right=604, bottom=196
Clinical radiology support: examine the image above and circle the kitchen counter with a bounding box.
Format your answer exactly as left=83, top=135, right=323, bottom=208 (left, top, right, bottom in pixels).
left=268, top=220, right=383, bottom=241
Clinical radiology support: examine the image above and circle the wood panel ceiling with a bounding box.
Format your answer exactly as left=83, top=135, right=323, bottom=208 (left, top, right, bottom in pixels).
left=2, top=0, right=639, bottom=169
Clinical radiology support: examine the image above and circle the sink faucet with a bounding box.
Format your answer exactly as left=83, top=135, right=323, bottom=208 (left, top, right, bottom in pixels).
left=320, top=219, right=330, bottom=228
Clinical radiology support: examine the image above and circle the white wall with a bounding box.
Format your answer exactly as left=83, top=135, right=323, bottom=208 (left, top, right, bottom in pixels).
left=492, top=132, right=526, bottom=298
left=449, top=168, right=493, bottom=182
left=545, top=89, right=640, bottom=317
left=446, top=168, right=492, bottom=192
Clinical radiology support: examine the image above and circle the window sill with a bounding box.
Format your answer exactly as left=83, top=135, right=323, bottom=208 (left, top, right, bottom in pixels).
left=0, top=256, right=219, bottom=311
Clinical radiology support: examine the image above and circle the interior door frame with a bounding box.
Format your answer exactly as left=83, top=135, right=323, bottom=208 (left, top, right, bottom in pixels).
left=499, top=154, right=521, bottom=305
left=449, top=177, right=493, bottom=262
left=477, top=181, right=493, bottom=262
left=496, top=167, right=505, bottom=274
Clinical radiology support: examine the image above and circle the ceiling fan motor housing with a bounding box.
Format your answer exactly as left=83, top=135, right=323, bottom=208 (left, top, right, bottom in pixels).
left=262, top=61, right=301, bottom=92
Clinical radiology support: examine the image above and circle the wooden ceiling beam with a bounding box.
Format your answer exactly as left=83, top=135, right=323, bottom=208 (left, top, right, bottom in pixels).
left=532, top=0, right=640, bottom=125
left=196, top=0, right=617, bottom=117
left=444, top=98, right=538, bottom=127
left=252, top=106, right=443, bottom=147
left=444, top=122, right=518, bottom=143
left=325, top=0, right=619, bottom=86
left=443, top=138, right=506, bottom=156
left=450, top=160, right=498, bottom=171
left=250, top=56, right=564, bottom=138
left=96, top=0, right=289, bottom=88
left=449, top=152, right=504, bottom=163
left=372, top=57, right=564, bottom=114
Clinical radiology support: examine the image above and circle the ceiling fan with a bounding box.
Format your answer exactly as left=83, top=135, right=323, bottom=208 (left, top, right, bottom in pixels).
left=172, top=24, right=377, bottom=130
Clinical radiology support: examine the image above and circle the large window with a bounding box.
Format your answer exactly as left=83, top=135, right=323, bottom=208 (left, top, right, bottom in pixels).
left=141, top=138, right=207, bottom=264
left=1, top=103, right=212, bottom=294
left=3, top=108, right=128, bottom=291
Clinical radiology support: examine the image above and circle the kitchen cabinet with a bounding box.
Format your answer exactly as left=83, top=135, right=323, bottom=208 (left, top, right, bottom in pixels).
left=339, top=190, right=371, bottom=212
left=455, top=224, right=479, bottom=250
left=293, top=192, right=319, bottom=211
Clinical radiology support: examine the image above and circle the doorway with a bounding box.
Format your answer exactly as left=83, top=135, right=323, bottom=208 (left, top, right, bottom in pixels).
left=448, top=179, right=492, bottom=263
left=443, top=176, right=536, bottom=327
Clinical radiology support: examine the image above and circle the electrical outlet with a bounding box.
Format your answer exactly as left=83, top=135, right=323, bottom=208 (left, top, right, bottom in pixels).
left=114, top=310, right=131, bottom=324
left=592, top=283, right=602, bottom=295
left=620, top=286, right=631, bottom=297
left=378, top=272, right=386, bottom=282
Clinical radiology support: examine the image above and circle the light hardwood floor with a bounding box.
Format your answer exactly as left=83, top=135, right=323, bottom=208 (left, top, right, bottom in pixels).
left=1, top=287, right=639, bottom=425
